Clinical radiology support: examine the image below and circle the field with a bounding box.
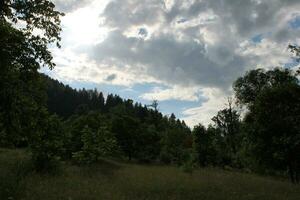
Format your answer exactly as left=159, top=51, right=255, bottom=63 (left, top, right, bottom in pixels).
left=1, top=148, right=299, bottom=200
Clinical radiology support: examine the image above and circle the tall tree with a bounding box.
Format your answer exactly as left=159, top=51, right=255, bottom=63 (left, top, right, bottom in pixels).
left=211, top=98, right=242, bottom=167
left=212, top=99, right=241, bottom=155
left=0, top=1, right=64, bottom=172
left=0, top=1, right=63, bottom=146
left=193, top=124, right=213, bottom=166
left=234, top=67, right=300, bottom=182
left=111, top=115, right=140, bottom=161
left=233, top=68, right=298, bottom=107
left=245, top=84, right=300, bottom=183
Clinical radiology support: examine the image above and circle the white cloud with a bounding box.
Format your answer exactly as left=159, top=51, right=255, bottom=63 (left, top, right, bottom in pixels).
left=61, top=1, right=109, bottom=46
left=49, top=48, right=159, bottom=86
left=53, top=0, right=94, bottom=12
left=237, top=38, right=293, bottom=68
left=49, top=0, right=300, bottom=126
left=182, top=88, right=229, bottom=127
left=140, top=86, right=202, bottom=102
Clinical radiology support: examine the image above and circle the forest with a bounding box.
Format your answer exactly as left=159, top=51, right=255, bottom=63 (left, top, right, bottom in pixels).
left=0, top=0, right=300, bottom=199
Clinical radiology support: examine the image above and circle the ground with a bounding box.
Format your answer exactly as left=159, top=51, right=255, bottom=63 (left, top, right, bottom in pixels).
left=0, top=148, right=299, bottom=200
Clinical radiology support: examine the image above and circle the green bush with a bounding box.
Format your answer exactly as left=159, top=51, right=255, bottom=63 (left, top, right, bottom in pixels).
left=29, top=111, right=64, bottom=173
left=159, top=147, right=172, bottom=164
left=180, top=159, right=195, bottom=174
left=72, top=125, right=118, bottom=165
left=180, top=150, right=196, bottom=174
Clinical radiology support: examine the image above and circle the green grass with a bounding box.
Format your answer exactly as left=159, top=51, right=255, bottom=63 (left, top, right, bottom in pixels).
left=1, top=148, right=299, bottom=200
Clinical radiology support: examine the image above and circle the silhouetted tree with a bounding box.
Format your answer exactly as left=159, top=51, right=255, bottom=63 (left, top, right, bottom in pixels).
left=212, top=99, right=241, bottom=156
left=234, top=67, right=300, bottom=182
left=233, top=68, right=298, bottom=106
left=244, top=84, right=300, bottom=183
left=0, top=0, right=64, bottom=171
left=193, top=124, right=214, bottom=166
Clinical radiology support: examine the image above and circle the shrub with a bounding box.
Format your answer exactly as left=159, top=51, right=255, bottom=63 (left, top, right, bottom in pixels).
left=72, top=125, right=118, bottom=165
left=180, top=159, right=195, bottom=174
left=29, top=111, right=64, bottom=173
left=180, top=150, right=196, bottom=174
left=159, top=147, right=172, bottom=164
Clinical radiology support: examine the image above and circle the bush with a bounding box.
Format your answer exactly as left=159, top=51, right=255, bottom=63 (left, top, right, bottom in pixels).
left=180, top=159, right=195, bottom=174
left=159, top=147, right=172, bottom=164
left=72, top=125, right=118, bottom=165
left=29, top=111, right=64, bottom=173
left=0, top=113, right=12, bottom=147
left=180, top=150, right=196, bottom=174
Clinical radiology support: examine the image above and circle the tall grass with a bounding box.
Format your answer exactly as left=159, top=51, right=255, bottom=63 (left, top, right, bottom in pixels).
left=0, top=148, right=32, bottom=199
left=1, top=148, right=299, bottom=200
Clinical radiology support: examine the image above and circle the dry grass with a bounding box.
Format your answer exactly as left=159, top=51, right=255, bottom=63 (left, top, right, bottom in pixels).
left=1, top=148, right=299, bottom=200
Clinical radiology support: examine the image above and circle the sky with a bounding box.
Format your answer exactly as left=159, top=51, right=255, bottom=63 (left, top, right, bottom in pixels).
left=44, top=0, right=300, bottom=127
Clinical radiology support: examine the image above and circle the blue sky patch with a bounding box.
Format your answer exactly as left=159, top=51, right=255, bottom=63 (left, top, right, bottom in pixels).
left=284, top=60, right=299, bottom=69
left=158, top=99, right=203, bottom=119
left=251, top=34, right=263, bottom=43
left=289, top=16, right=300, bottom=29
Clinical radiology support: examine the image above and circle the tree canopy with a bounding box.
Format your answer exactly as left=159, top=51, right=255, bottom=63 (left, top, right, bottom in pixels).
left=233, top=68, right=298, bottom=106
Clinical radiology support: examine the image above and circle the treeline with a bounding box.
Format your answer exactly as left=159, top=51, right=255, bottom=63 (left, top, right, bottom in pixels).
left=45, top=75, right=105, bottom=117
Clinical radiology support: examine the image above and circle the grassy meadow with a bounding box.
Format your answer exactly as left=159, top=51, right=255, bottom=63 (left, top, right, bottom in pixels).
left=1, top=148, right=299, bottom=200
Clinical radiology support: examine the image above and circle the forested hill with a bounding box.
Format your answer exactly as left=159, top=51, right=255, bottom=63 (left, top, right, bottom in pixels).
left=43, top=74, right=187, bottom=127
left=42, top=74, right=192, bottom=163
left=43, top=74, right=106, bottom=118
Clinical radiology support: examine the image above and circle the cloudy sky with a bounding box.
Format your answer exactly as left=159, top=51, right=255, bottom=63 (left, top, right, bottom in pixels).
left=45, top=0, right=300, bottom=127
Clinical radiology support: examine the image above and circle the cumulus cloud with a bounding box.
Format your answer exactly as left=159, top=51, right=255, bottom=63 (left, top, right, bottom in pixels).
left=91, top=30, right=246, bottom=89
left=93, top=0, right=300, bottom=88
left=102, top=0, right=165, bottom=29
left=182, top=88, right=229, bottom=127
left=50, top=0, right=300, bottom=126
left=53, top=0, right=92, bottom=12
left=140, top=86, right=202, bottom=102
left=49, top=48, right=159, bottom=86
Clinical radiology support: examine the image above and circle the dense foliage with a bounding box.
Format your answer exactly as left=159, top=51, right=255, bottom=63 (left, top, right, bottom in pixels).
left=0, top=0, right=64, bottom=171
left=189, top=67, right=299, bottom=183
left=43, top=76, right=192, bottom=164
